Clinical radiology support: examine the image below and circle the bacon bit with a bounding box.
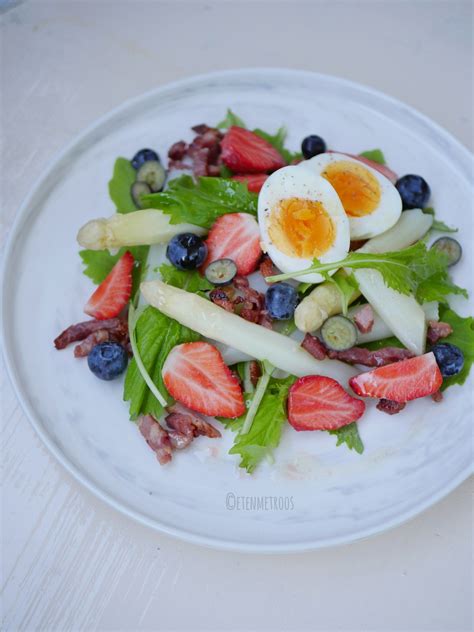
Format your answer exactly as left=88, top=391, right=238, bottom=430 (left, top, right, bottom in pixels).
left=350, top=240, right=368, bottom=251
left=209, top=277, right=270, bottom=327
left=431, top=390, right=444, bottom=403
left=138, top=405, right=221, bottom=466
left=249, top=361, right=262, bottom=387
left=328, top=346, right=414, bottom=367
left=233, top=275, right=250, bottom=290
left=258, top=311, right=273, bottom=329
left=209, top=287, right=235, bottom=312
left=168, top=140, right=188, bottom=160
left=301, top=333, right=328, bottom=360
left=54, top=317, right=126, bottom=350
left=168, top=125, right=223, bottom=177
left=376, top=399, right=407, bottom=415
left=166, top=403, right=221, bottom=439
left=427, top=321, right=453, bottom=344
left=138, top=415, right=173, bottom=465
left=74, top=329, right=111, bottom=357
left=259, top=255, right=279, bottom=283
left=73, top=319, right=129, bottom=357
left=353, top=304, right=375, bottom=334
left=191, top=124, right=212, bottom=135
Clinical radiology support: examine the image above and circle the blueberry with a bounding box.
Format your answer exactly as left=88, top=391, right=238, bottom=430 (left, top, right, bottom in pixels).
left=131, top=148, right=160, bottom=170
left=88, top=342, right=128, bottom=381
left=301, top=135, right=327, bottom=159
left=265, top=283, right=299, bottom=320
left=431, top=343, right=464, bottom=377
left=166, top=233, right=208, bottom=270
left=395, top=174, right=431, bottom=209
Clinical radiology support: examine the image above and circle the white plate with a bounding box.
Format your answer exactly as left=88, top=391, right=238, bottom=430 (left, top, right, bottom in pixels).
left=2, top=69, right=473, bottom=553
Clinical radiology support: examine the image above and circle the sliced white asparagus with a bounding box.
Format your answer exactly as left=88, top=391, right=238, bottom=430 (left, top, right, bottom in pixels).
left=352, top=269, right=426, bottom=354
left=140, top=280, right=356, bottom=381
left=348, top=302, right=439, bottom=344
left=77, top=209, right=206, bottom=250
left=353, top=209, right=434, bottom=355
left=357, top=208, right=433, bottom=254
left=294, top=209, right=433, bottom=333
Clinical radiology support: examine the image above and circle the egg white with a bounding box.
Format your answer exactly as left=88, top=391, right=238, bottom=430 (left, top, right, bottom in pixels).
left=258, top=166, right=350, bottom=284
left=299, top=152, right=402, bottom=240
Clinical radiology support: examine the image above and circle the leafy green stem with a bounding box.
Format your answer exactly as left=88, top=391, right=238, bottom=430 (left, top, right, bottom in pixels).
left=240, top=361, right=275, bottom=435
left=128, top=303, right=168, bottom=408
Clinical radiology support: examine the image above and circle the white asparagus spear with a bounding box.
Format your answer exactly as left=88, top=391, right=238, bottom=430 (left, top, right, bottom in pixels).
left=140, top=280, right=356, bottom=381
left=294, top=209, right=433, bottom=333
left=77, top=209, right=206, bottom=250
left=352, top=209, right=433, bottom=355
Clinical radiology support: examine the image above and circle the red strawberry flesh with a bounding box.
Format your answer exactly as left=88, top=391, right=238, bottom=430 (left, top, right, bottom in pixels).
left=221, top=126, right=286, bottom=174
left=288, top=375, right=366, bottom=431
left=84, top=251, right=134, bottom=320
left=162, top=341, right=245, bottom=418
left=349, top=352, right=443, bottom=403
left=232, top=173, right=268, bottom=193
left=202, top=212, right=262, bottom=276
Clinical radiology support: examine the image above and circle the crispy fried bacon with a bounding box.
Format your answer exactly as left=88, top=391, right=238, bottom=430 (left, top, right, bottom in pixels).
left=249, top=360, right=262, bottom=387
left=209, top=275, right=272, bottom=329
left=259, top=255, right=279, bottom=283
left=138, top=415, right=173, bottom=465
left=353, top=304, right=374, bottom=334
left=168, top=125, right=224, bottom=177
left=166, top=403, right=221, bottom=439
left=427, top=321, right=453, bottom=344
left=301, top=333, right=328, bottom=360
left=376, top=399, right=407, bottom=415
left=54, top=317, right=127, bottom=350
left=138, top=406, right=221, bottom=466
left=327, top=346, right=414, bottom=367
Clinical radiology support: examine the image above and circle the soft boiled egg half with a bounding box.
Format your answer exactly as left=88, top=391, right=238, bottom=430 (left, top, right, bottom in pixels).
left=258, top=166, right=350, bottom=284
left=299, top=152, right=402, bottom=240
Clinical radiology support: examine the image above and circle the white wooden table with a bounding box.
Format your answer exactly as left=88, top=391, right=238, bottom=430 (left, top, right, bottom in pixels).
left=1, top=2, right=472, bottom=630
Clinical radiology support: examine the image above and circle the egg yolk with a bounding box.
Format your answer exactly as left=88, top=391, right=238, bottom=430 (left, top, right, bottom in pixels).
left=322, top=161, right=380, bottom=217
left=268, top=197, right=335, bottom=258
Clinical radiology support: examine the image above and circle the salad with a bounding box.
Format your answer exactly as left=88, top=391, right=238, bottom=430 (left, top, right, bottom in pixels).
left=54, top=109, right=474, bottom=473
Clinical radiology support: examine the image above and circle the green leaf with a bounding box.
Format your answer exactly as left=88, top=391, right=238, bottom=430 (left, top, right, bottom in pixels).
left=123, top=306, right=200, bottom=420
left=325, top=270, right=360, bottom=316
left=219, top=164, right=234, bottom=178
left=142, top=175, right=258, bottom=229
left=416, top=271, right=468, bottom=303
left=423, top=207, right=458, bottom=233
left=253, top=126, right=302, bottom=164
left=359, top=149, right=386, bottom=165
left=329, top=422, right=364, bottom=454
left=229, top=375, right=296, bottom=473
left=216, top=108, right=247, bottom=129
left=108, top=157, right=137, bottom=214
left=359, top=336, right=404, bottom=351
left=79, top=245, right=149, bottom=297
left=268, top=241, right=467, bottom=304
left=158, top=264, right=213, bottom=294
left=436, top=306, right=474, bottom=391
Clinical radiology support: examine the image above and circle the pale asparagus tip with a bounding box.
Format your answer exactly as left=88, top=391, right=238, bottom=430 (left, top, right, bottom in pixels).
left=77, top=218, right=108, bottom=250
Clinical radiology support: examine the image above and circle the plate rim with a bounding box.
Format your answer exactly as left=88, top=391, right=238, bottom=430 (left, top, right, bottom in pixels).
left=2, top=67, right=473, bottom=553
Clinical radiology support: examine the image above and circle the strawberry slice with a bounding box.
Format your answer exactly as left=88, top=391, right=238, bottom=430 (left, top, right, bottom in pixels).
left=349, top=352, right=443, bottom=403
left=232, top=173, right=268, bottom=193
left=84, top=251, right=134, bottom=320
left=288, top=375, right=366, bottom=431
left=221, top=126, right=286, bottom=173
left=162, top=341, right=245, bottom=418
left=202, top=212, right=262, bottom=276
